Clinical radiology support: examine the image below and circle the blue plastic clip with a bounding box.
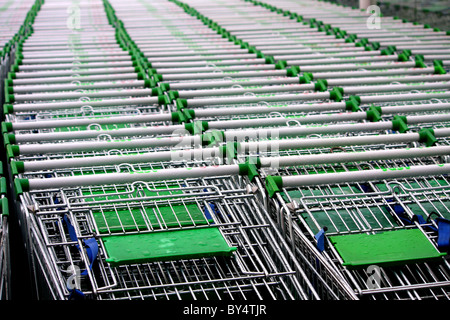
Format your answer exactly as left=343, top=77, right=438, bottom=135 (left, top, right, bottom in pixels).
left=436, top=217, right=450, bottom=252
left=315, top=228, right=327, bottom=252
left=67, top=288, right=85, bottom=300
left=62, top=214, right=98, bottom=275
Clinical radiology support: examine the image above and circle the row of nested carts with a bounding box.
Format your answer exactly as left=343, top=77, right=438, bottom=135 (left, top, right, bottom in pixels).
left=0, top=0, right=449, bottom=301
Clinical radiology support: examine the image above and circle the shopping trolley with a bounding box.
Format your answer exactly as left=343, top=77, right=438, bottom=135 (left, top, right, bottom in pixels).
left=259, top=157, right=450, bottom=299
left=3, top=0, right=450, bottom=301
left=3, top=0, right=326, bottom=301
left=13, top=161, right=329, bottom=300
left=0, top=163, right=10, bottom=300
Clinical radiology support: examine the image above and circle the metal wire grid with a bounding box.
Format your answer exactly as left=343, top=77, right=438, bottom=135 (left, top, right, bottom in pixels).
left=17, top=174, right=321, bottom=300
left=0, top=209, right=10, bottom=300
left=258, top=151, right=450, bottom=300
left=14, top=131, right=450, bottom=300
left=4, top=0, right=450, bottom=301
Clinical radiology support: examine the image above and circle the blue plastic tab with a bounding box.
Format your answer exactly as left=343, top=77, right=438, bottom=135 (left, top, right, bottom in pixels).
left=83, top=237, right=99, bottom=273
left=63, top=214, right=78, bottom=242
left=67, top=288, right=85, bottom=300
left=63, top=214, right=98, bottom=274
left=436, top=218, right=450, bottom=252
left=315, top=228, right=326, bottom=252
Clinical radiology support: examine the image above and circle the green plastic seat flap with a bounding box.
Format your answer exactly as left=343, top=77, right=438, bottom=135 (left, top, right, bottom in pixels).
left=103, top=227, right=237, bottom=266
left=328, top=228, right=446, bottom=269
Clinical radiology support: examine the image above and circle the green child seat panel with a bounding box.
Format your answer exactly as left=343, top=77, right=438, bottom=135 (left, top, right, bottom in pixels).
left=103, top=227, right=237, bottom=266
left=328, top=228, right=446, bottom=269
left=93, top=202, right=212, bottom=234
left=84, top=186, right=214, bottom=234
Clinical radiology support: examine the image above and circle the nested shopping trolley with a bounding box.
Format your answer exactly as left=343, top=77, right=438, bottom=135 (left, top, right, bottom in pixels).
left=3, top=0, right=450, bottom=301
left=253, top=121, right=450, bottom=300
left=12, top=155, right=330, bottom=300
left=2, top=0, right=329, bottom=301
left=0, top=164, right=10, bottom=300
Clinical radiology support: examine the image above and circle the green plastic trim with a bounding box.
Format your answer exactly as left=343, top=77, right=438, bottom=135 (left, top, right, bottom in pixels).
left=0, top=177, right=6, bottom=195
left=314, top=79, right=328, bottom=92
left=275, top=60, right=287, bottom=69
left=171, top=109, right=195, bottom=123
left=381, top=45, right=396, bottom=55
left=167, top=90, right=179, bottom=102
left=238, top=161, right=259, bottom=181
left=148, top=68, right=158, bottom=76
left=415, top=59, right=426, bottom=68
left=14, top=178, right=29, bottom=199
left=5, top=81, right=13, bottom=94
left=185, top=121, right=209, bottom=135
left=418, top=128, right=437, bottom=147
left=143, top=78, right=155, bottom=88
left=220, top=141, right=241, bottom=163
left=151, top=87, right=163, bottom=96
left=433, top=60, right=446, bottom=74
left=6, top=145, right=20, bottom=159
left=176, top=98, right=188, bottom=111
left=157, top=95, right=171, bottom=105
left=299, top=72, right=313, bottom=84
left=345, top=35, right=357, bottom=43
left=1, top=122, right=13, bottom=134
left=3, top=133, right=15, bottom=145
left=11, top=161, right=25, bottom=175
left=329, top=87, right=344, bottom=102
left=265, top=176, right=283, bottom=198
left=5, top=93, right=14, bottom=104
left=1, top=198, right=8, bottom=217
left=392, top=115, right=409, bottom=133
left=286, top=66, right=300, bottom=77
left=366, top=106, right=382, bottom=122
left=370, top=42, right=381, bottom=50
left=356, top=38, right=369, bottom=48
left=398, top=50, right=412, bottom=62
left=159, top=83, right=170, bottom=92
left=345, top=96, right=361, bottom=112
left=435, top=64, right=446, bottom=75
left=265, top=56, right=275, bottom=64
left=14, top=56, right=23, bottom=65
left=136, top=71, right=145, bottom=80
left=152, top=74, right=163, bottom=82
left=201, top=130, right=224, bottom=146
